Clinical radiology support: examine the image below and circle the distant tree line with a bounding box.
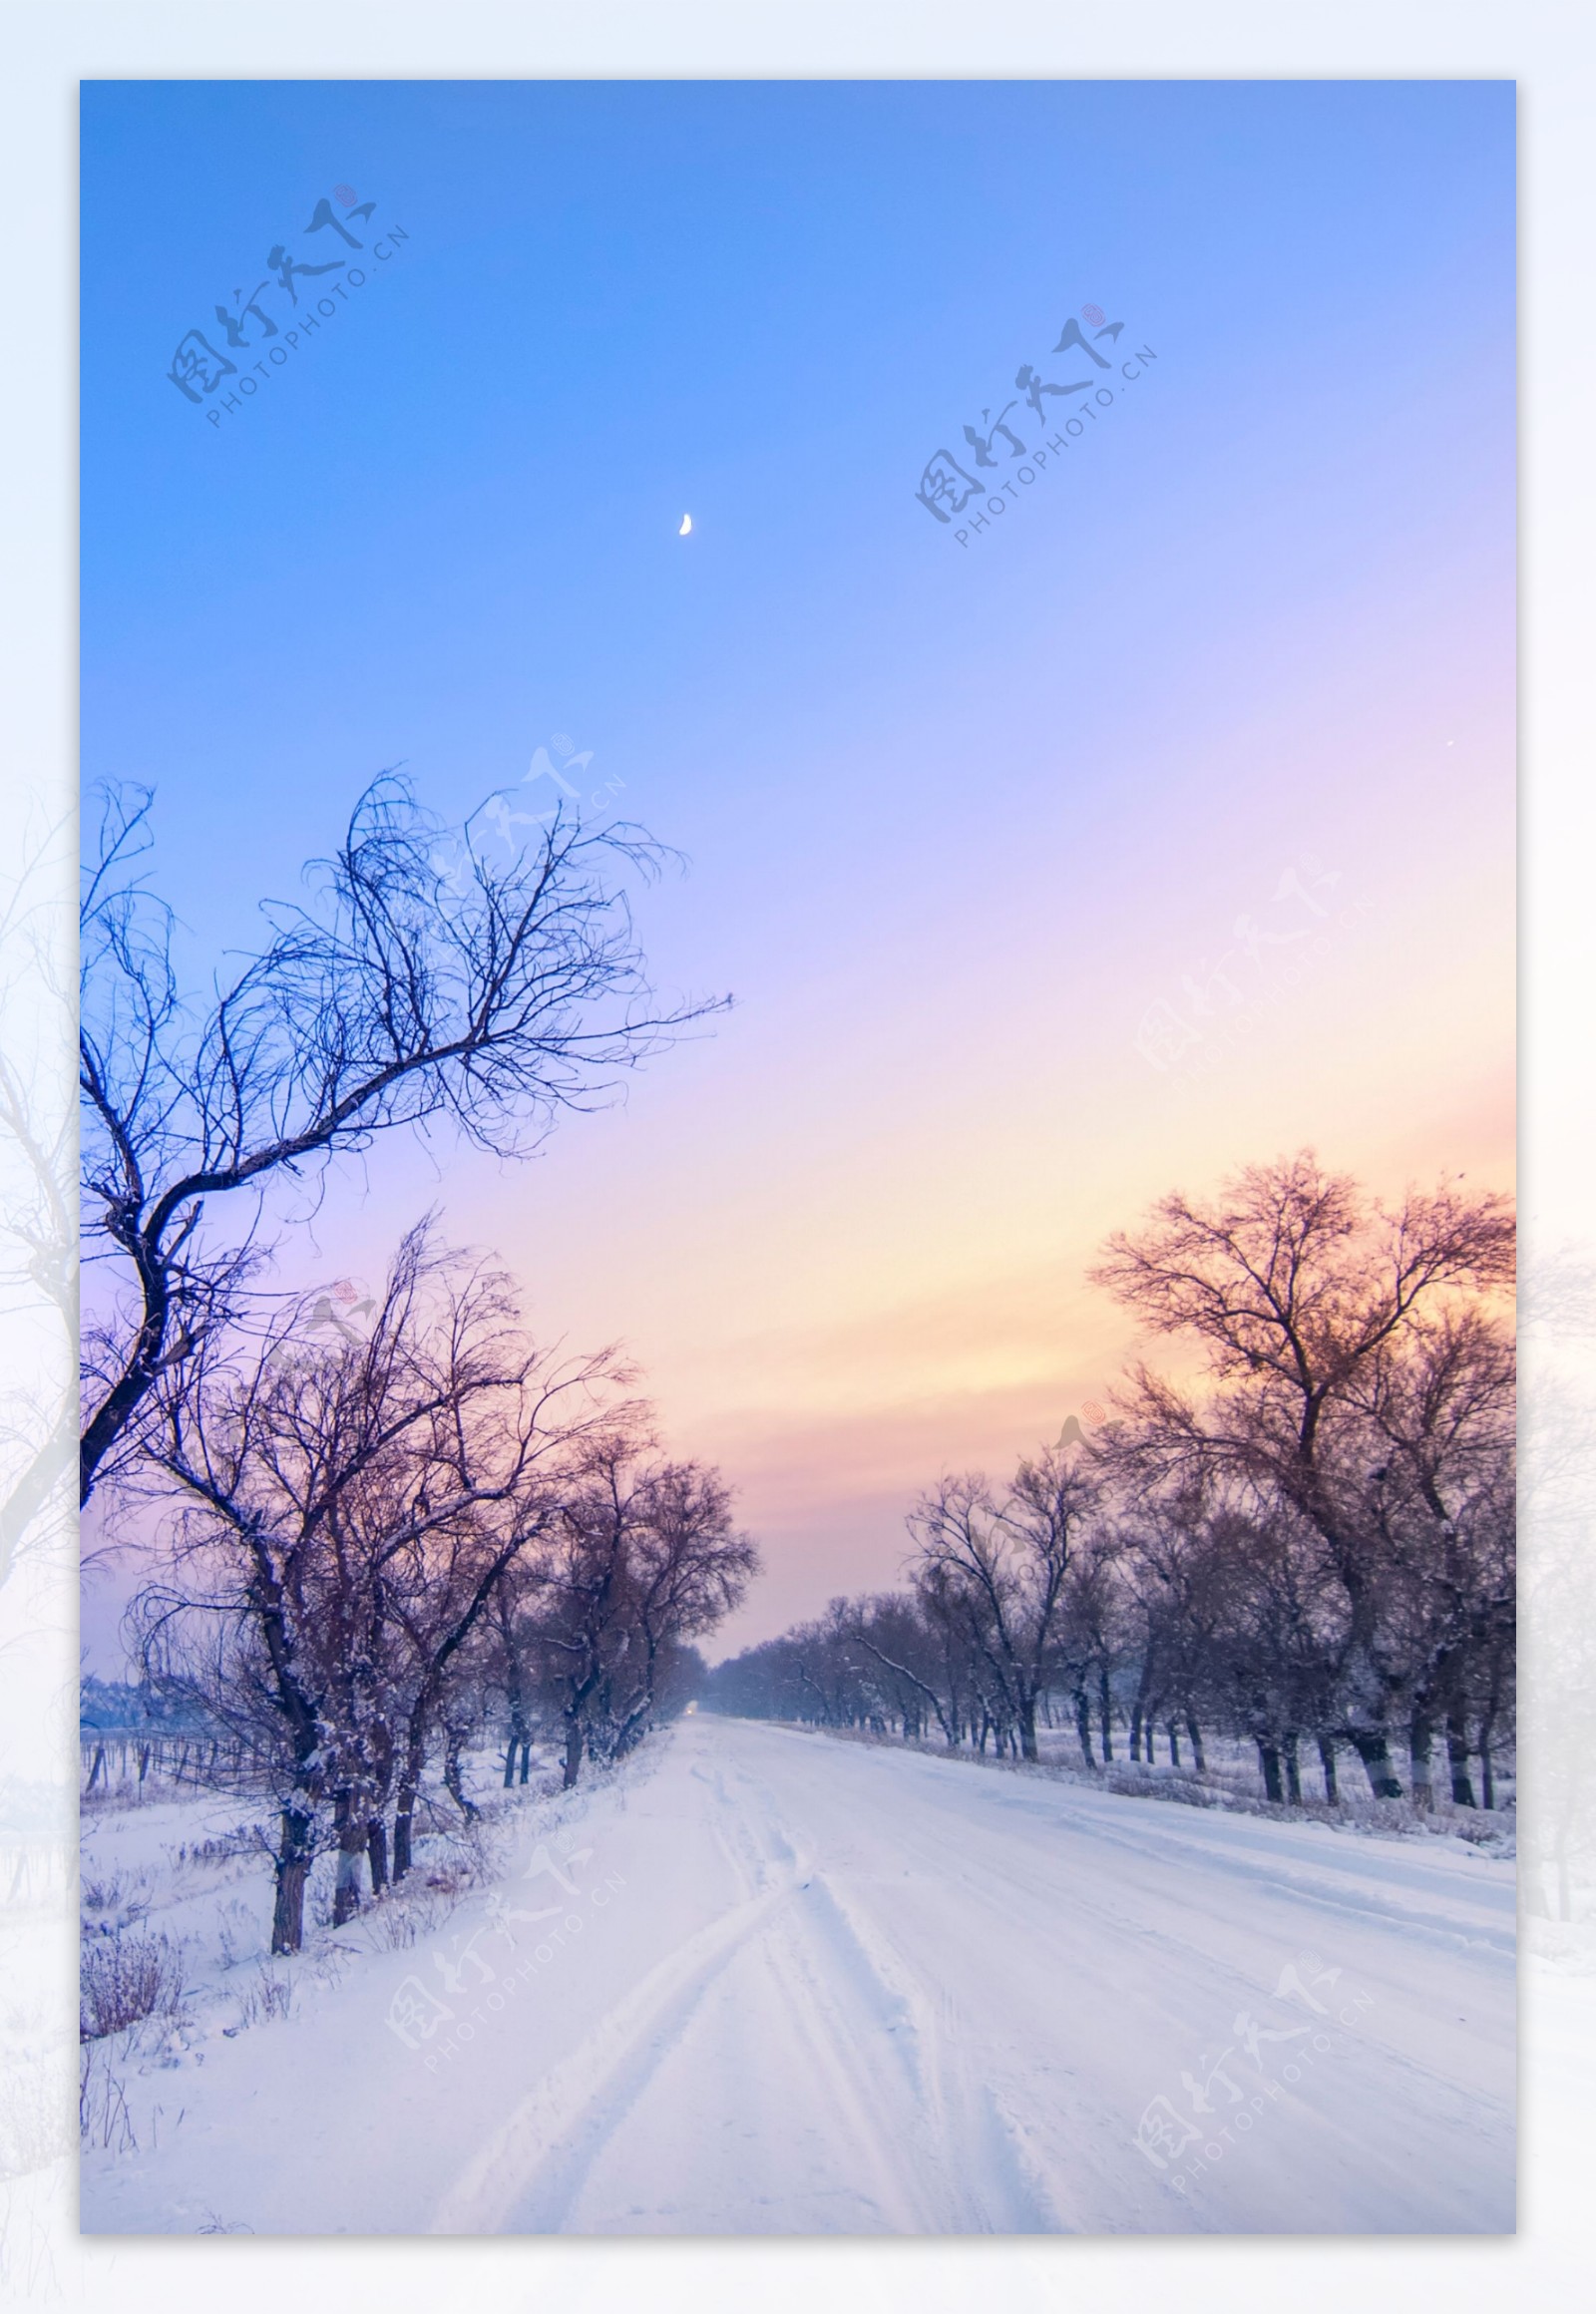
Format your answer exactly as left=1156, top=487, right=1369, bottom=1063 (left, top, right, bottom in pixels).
left=79, top=1675, right=212, bottom=1734
left=707, top=1156, right=1514, bottom=1815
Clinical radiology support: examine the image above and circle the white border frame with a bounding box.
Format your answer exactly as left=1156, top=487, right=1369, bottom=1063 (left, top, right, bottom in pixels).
left=3, top=5, right=1591, bottom=2307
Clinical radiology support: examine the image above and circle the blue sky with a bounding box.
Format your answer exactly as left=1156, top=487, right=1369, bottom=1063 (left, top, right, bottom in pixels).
left=82, top=79, right=1516, bottom=1650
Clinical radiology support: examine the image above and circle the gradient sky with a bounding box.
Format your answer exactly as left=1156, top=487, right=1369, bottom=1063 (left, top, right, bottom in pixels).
left=81, top=79, right=1515, bottom=1657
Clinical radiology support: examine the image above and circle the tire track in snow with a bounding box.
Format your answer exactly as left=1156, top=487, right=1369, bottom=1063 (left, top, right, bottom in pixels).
left=434, top=1718, right=1513, bottom=2234
left=428, top=1870, right=799, bottom=2233
left=434, top=1741, right=1050, bottom=2232
left=429, top=1752, right=899, bottom=2233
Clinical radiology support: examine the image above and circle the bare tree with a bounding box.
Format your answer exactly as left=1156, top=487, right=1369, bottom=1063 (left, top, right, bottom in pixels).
left=710, top=1155, right=1514, bottom=1821
left=526, top=1434, right=756, bottom=1785
left=80, top=776, right=723, bottom=1503
left=1349, top=1310, right=1516, bottom=1807
left=849, top=1592, right=960, bottom=1745
left=128, top=1225, right=625, bottom=1951
left=607, top=1456, right=758, bottom=1755
left=1090, top=1151, right=1513, bottom=1796
left=483, top=1562, right=540, bottom=1787
left=907, top=1447, right=1097, bottom=1763
left=0, top=816, right=75, bottom=1591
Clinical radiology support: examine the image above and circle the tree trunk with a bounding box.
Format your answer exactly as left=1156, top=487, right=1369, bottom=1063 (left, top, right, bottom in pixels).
left=1283, top=1733, right=1302, bottom=1805
left=444, top=1727, right=478, bottom=1820
left=1186, top=1714, right=1206, bottom=1775
left=331, top=1792, right=367, bottom=1926
left=1167, top=1721, right=1180, bottom=1768
left=333, top=1845, right=363, bottom=1924
left=366, top=1817, right=389, bottom=1896
left=1475, top=1677, right=1501, bottom=1809
left=1446, top=1708, right=1476, bottom=1807
left=1318, top=1735, right=1339, bottom=1804
left=1074, top=1691, right=1096, bottom=1767
left=1017, top=1697, right=1038, bottom=1764
left=1257, top=1741, right=1284, bottom=1803
left=519, top=1739, right=533, bottom=1784
left=392, top=1703, right=430, bottom=1881
left=563, top=1717, right=584, bottom=1790
left=504, top=1701, right=533, bottom=1787
left=393, top=1784, right=417, bottom=1880
left=1097, top=1668, right=1114, bottom=1761
left=1408, top=1715, right=1434, bottom=1811
left=270, top=1806, right=313, bottom=1956
left=1129, top=1702, right=1143, bottom=1762
left=1350, top=1729, right=1403, bottom=1800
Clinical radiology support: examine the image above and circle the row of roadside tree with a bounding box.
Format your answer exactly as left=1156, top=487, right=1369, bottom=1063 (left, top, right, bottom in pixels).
left=81, top=781, right=756, bottom=1951
left=707, top=1154, right=1514, bottom=1813
left=126, top=1225, right=757, bottom=1951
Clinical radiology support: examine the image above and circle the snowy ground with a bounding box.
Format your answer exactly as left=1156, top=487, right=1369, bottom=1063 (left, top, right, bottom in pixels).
left=80, top=1713, right=1515, bottom=2236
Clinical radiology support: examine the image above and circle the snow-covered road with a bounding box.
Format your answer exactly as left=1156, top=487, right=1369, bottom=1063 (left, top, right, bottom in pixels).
left=84, top=1715, right=1516, bottom=2236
